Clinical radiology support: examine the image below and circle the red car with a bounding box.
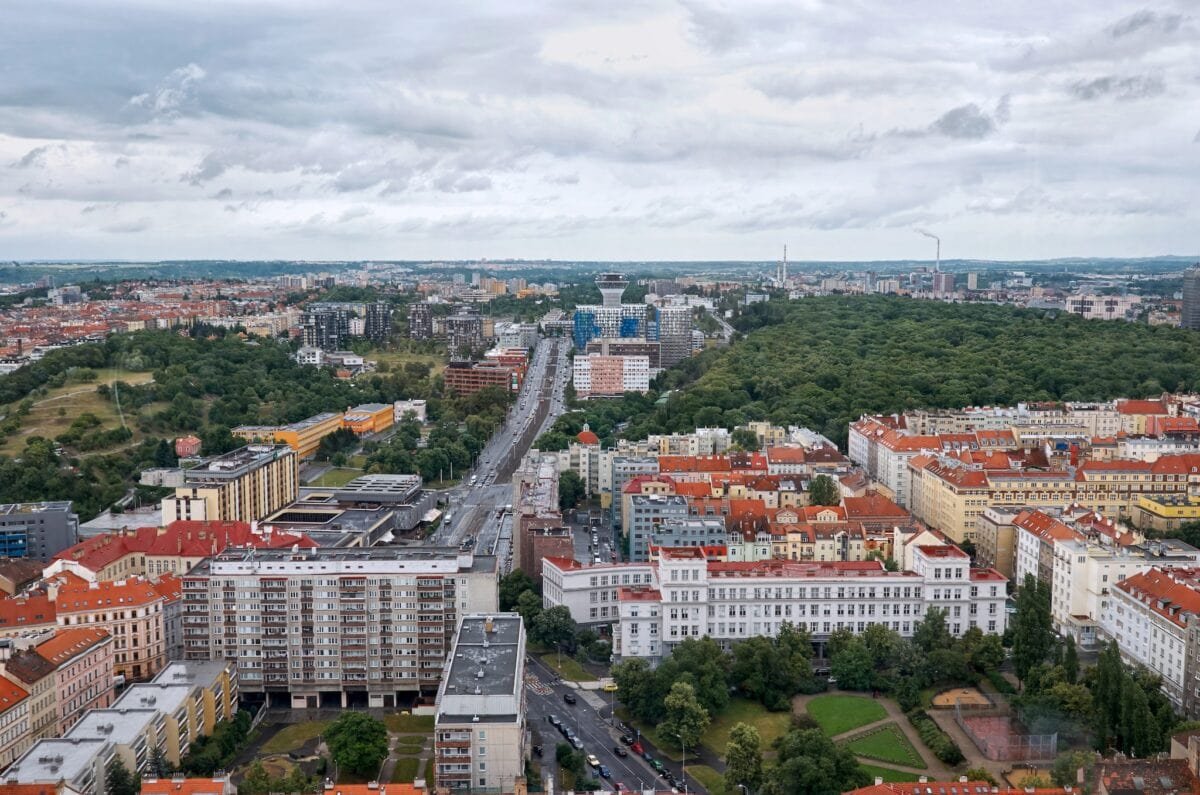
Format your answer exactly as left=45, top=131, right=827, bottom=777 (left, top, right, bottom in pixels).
left=613, top=785, right=627, bottom=793
left=630, top=741, right=644, bottom=755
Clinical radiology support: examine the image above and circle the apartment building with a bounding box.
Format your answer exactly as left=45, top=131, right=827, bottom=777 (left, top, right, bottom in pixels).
left=181, top=547, right=498, bottom=708
left=434, top=615, right=526, bottom=792
left=2, top=628, right=115, bottom=744
left=0, top=596, right=57, bottom=639
left=615, top=545, right=1007, bottom=662
left=542, top=557, right=656, bottom=627
left=342, top=403, right=394, bottom=436
left=1100, top=568, right=1200, bottom=712
left=572, top=353, right=650, bottom=398
left=975, top=506, right=1021, bottom=580
left=4, top=736, right=115, bottom=795
left=442, top=361, right=516, bottom=396
left=55, top=578, right=168, bottom=682
left=847, top=418, right=942, bottom=507
left=627, top=494, right=689, bottom=563
left=0, top=502, right=80, bottom=561
left=1051, top=538, right=1200, bottom=648
left=161, top=444, right=299, bottom=524
left=141, top=775, right=237, bottom=795
left=0, top=675, right=31, bottom=767
left=45, top=521, right=316, bottom=582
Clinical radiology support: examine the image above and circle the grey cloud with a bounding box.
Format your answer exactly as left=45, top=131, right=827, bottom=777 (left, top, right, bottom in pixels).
left=129, top=63, right=206, bottom=116
left=994, top=95, right=1011, bottom=125
left=433, top=173, right=492, bottom=193
left=1069, top=74, right=1165, bottom=101
left=101, top=218, right=152, bottom=233
left=1111, top=9, right=1183, bottom=38
left=211, top=188, right=233, bottom=200
left=12, top=144, right=60, bottom=169
left=930, top=104, right=996, bottom=139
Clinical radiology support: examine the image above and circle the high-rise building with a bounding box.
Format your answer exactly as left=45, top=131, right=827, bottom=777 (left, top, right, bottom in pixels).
left=161, top=444, right=298, bottom=524
left=433, top=614, right=526, bottom=792
left=408, top=302, right=433, bottom=340
left=181, top=547, right=499, bottom=707
left=1183, top=265, right=1200, bottom=330
left=653, top=305, right=692, bottom=368
left=595, top=273, right=629, bottom=307
left=301, top=309, right=350, bottom=350
left=363, top=302, right=392, bottom=342
left=572, top=354, right=650, bottom=399
left=446, top=307, right=483, bottom=359
left=966, top=272, right=979, bottom=291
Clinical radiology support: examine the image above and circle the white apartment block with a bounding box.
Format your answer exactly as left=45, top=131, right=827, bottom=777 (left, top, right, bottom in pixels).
left=1050, top=538, right=1200, bottom=649
left=181, top=547, right=498, bottom=708
left=1099, top=568, right=1200, bottom=711
left=545, top=546, right=1007, bottom=663
left=542, top=558, right=655, bottom=626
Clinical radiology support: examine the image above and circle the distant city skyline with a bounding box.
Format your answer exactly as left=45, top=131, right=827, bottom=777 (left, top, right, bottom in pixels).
left=1, top=1, right=1197, bottom=261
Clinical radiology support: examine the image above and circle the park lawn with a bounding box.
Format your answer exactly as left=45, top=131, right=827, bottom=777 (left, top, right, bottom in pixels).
left=859, top=763, right=921, bottom=783
left=843, top=723, right=926, bottom=769
left=688, top=765, right=726, bottom=795
left=309, top=467, right=363, bottom=487
left=260, top=721, right=330, bottom=754
left=385, top=714, right=435, bottom=733
left=372, top=350, right=446, bottom=377
left=391, top=758, right=421, bottom=783
left=806, top=695, right=888, bottom=737
left=702, top=698, right=793, bottom=760
left=539, top=653, right=597, bottom=682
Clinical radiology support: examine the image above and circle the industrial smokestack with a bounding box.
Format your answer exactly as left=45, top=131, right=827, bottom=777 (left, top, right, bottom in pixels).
left=916, top=229, right=941, bottom=271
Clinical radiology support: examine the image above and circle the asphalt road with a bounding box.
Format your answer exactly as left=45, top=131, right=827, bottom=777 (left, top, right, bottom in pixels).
left=426, top=336, right=571, bottom=554
left=524, top=655, right=694, bottom=794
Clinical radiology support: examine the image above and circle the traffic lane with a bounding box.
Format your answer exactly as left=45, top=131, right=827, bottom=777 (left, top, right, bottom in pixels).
left=526, top=684, right=658, bottom=792
left=525, top=659, right=668, bottom=792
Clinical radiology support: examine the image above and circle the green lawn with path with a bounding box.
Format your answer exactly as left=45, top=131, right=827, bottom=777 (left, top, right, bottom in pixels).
left=539, top=653, right=597, bottom=682
left=260, top=721, right=330, bottom=754
left=806, top=694, right=887, bottom=737
left=859, top=762, right=921, bottom=782
left=702, top=698, right=793, bottom=759
left=391, top=758, right=421, bottom=783
left=842, top=723, right=926, bottom=769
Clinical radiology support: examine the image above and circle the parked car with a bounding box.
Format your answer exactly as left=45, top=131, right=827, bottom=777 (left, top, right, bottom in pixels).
left=619, top=734, right=634, bottom=746
left=613, top=745, right=628, bottom=757
left=563, top=692, right=577, bottom=705
left=586, top=754, right=600, bottom=769
left=630, top=741, right=644, bottom=755
left=547, top=715, right=561, bottom=727
left=570, top=736, right=584, bottom=750
left=598, top=765, right=611, bottom=779
left=601, top=682, right=619, bottom=692
left=651, top=760, right=666, bottom=774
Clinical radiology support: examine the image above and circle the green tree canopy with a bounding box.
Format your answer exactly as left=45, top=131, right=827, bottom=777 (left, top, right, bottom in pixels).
left=325, top=712, right=389, bottom=778
left=723, top=722, right=764, bottom=792
left=658, top=681, right=710, bottom=751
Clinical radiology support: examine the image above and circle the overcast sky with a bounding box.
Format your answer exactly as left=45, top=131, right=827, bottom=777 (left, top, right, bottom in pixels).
left=1, top=1, right=1198, bottom=262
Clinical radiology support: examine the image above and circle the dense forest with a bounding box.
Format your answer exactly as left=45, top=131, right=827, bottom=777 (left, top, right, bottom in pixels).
left=541, top=295, right=1200, bottom=449
left=0, top=329, right=503, bottom=518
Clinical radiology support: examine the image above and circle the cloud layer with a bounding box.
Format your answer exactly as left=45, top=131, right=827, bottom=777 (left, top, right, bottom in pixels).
left=0, top=0, right=1197, bottom=261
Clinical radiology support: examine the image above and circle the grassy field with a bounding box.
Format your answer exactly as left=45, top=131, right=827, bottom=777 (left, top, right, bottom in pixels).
left=260, top=721, right=330, bottom=755
left=859, top=762, right=921, bottom=782
left=307, top=467, right=363, bottom=487
left=843, top=723, right=926, bottom=768
left=372, top=350, right=446, bottom=377
left=1, top=369, right=157, bottom=456
left=539, top=653, right=597, bottom=682
left=703, top=698, right=793, bottom=760
left=688, top=765, right=725, bottom=795
left=385, top=714, right=435, bottom=733
left=391, top=757, right=421, bottom=783
left=806, top=695, right=888, bottom=737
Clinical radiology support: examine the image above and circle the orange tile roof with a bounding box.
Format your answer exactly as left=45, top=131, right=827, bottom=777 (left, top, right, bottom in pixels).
left=1117, top=399, right=1168, bottom=415
left=844, top=782, right=1070, bottom=795
left=0, top=785, right=62, bottom=795
left=542, top=556, right=582, bottom=571
left=843, top=494, right=909, bottom=520
left=151, top=575, right=182, bottom=604
left=55, top=578, right=165, bottom=614
left=34, top=627, right=111, bottom=666
left=0, top=595, right=56, bottom=630
left=917, top=544, right=968, bottom=558
left=301, top=786, right=422, bottom=795
left=618, top=587, right=662, bottom=602
left=765, top=446, right=806, bottom=463
left=1116, top=568, right=1200, bottom=629
left=141, top=779, right=234, bottom=795
left=658, top=455, right=732, bottom=473
left=1012, top=510, right=1083, bottom=544
left=0, top=675, right=29, bottom=710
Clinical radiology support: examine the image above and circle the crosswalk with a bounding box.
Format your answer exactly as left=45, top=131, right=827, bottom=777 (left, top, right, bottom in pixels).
left=524, top=672, right=553, bottom=696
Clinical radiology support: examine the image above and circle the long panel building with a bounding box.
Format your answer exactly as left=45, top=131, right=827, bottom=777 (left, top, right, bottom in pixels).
left=162, top=444, right=299, bottom=524
left=181, top=547, right=498, bottom=708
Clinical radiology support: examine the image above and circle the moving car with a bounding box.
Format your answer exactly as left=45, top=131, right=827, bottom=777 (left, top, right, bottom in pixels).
left=601, top=682, right=619, bottom=692
left=586, top=754, right=600, bottom=769
left=563, top=692, right=577, bottom=705
left=598, top=765, right=611, bottom=779
left=618, top=734, right=634, bottom=745
left=612, top=745, right=628, bottom=758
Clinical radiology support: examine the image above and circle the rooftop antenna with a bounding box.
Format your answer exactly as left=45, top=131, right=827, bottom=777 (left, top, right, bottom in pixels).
left=916, top=229, right=940, bottom=271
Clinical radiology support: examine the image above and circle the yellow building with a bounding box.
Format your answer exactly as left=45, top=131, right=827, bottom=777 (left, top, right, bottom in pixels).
left=342, top=403, right=394, bottom=436
left=1132, top=494, right=1200, bottom=532
left=232, top=411, right=343, bottom=459
left=161, top=444, right=298, bottom=524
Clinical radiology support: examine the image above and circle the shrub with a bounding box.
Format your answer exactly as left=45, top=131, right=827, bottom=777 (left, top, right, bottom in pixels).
left=906, top=709, right=964, bottom=765
left=987, top=670, right=1017, bottom=695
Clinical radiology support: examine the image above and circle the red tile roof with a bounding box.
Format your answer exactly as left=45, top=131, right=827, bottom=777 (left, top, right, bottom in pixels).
left=1116, top=568, right=1200, bottom=629
left=843, top=494, right=909, bottom=520
left=151, top=575, right=182, bottom=604
left=542, top=556, right=582, bottom=571
left=618, top=587, right=662, bottom=602
left=1117, top=399, right=1168, bottom=415
left=55, top=578, right=165, bottom=614
left=0, top=675, right=28, bottom=710
left=658, top=455, right=732, bottom=473
left=843, top=782, right=1070, bottom=795
left=35, top=627, right=111, bottom=666
left=765, top=446, right=806, bottom=464
left=0, top=595, right=56, bottom=630
left=917, top=545, right=968, bottom=558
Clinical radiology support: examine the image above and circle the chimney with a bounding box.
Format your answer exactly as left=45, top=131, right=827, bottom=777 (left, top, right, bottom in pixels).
left=485, top=617, right=494, bottom=634
left=959, top=777, right=967, bottom=783
left=875, top=777, right=884, bottom=786
left=918, top=777, right=928, bottom=784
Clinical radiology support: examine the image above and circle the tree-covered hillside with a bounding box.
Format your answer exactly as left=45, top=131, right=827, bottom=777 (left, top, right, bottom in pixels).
left=549, top=295, right=1200, bottom=449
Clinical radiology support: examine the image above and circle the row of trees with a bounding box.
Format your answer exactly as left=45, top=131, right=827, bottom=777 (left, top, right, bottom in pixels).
left=499, top=571, right=611, bottom=663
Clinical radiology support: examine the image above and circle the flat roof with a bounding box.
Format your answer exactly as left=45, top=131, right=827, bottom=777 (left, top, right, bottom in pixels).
left=153, top=660, right=231, bottom=690
left=184, top=444, right=292, bottom=480
left=7, top=737, right=112, bottom=783
left=444, top=616, right=522, bottom=698
left=113, top=683, right=192, bottom=715
left=68, top=708, right=160, bottom=746
left=0, top=502, right=74, bottom=515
